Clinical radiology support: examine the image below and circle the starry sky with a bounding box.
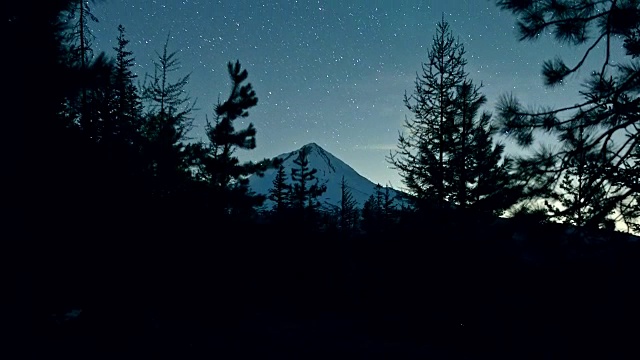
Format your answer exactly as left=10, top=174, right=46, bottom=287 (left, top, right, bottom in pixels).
left=91, top=0, right=623, bottom=188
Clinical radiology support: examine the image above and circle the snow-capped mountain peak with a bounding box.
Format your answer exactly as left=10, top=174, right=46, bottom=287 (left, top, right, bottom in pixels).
left=248, top=142, right=406, bottom=210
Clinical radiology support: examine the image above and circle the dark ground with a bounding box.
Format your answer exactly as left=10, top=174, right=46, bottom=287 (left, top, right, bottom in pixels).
left=24, top=218, right=640, bottom=359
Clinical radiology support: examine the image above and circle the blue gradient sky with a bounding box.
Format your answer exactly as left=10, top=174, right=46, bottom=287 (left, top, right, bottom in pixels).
left=91, top=0, right=622, bottom=188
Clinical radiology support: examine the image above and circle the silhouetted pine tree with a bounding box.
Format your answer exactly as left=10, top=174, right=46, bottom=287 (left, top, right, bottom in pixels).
left=373, top=183, right=384, bottom=210
left=290, top=146, right=327, bottom=225
left=110, top=24, right=142, bottom=146
left=86, top=53, right=116, bottom=142
left=387, top=18, right=467, bottom=209
left=62, top=0, right=100, bottom=134
left=65, top=0, right=97, bottom=69
left=269, top=165, right=291, bottom=216
left=451, top=81, right=517, bottom=215
left=381, top=184, right=399, bottom=230
left=458, top=87, right=523, bottom=215
left=57, top=2, right=128, bottom=144
left=361, top=193, right=379, bottom=235
left=496, top=0, right=640, bottom=232
left=57, top=1, right=126, bottom=219
left=381, top=184, right=397, bottom=221
left=141, top=36, right=195, bottom=204
left=545, top=123, right=614, bottom=229
left=361, top=184, right=396, bottom=234
left=196, top=61, right=273, bottom=218
left=622, top=146, right=640, bottom=233
left=89, top=24, right=149, bottom=214
left=390, top=18, right=519, bottom=216
left=339, top=176, right=358, bottom=234
left=362, top=189, right=385, bottom=235
left=476, top=135, right=520, bottom=217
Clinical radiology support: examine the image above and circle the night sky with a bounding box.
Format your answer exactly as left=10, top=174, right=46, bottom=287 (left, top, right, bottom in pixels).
left=91, top=0, right=622, bottom=188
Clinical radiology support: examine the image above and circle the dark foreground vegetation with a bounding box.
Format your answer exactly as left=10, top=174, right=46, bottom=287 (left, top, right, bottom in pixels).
left=27, top=213, right=640, bottom=359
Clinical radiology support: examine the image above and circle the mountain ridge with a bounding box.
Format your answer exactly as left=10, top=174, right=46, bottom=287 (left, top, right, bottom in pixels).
left=248, top=142, right=407, bottom=211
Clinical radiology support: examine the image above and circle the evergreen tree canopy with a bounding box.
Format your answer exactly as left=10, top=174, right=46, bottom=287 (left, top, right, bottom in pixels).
left=143, top=35, right=194, bottom=141
left=61, top=0, right=101, bottom=134
left=197, top=61, right=274, bottom=217
left=389, top=18, right=518, bottom=215
left=339, top=176, right=358, bottom=233
left=64, top=0, right=99, bottom=68
left=110, top=24, right=142, bottom=146
left=545, top=122, right=615, bottom=229
left=388, top=18, right=466, bottom=207
left=377, top=184, right=396, bottom=220
left=290, top=146, right=327, bottom=213
left=141, top=37, right=195, bottom=202
left=269, top=165, right=291, bottom=214
left=496, top=0, right=640, bottom=232
left=361, top=193, right=379, bottom=235
left=361, top=184, right=397, bottom=234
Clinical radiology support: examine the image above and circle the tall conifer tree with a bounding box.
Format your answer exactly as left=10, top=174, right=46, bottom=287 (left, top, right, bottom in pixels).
left=111, top=24, right=142, bottom=146
left=142, top=37, right=195, bottom=202
left=197, top=61, right=273, bottom=217
left=389, top=18, right=517, bottom=215
left=361, top=184, right=396, bottom=234
left=339, top=176, right=358, bottom=233
left=388, top=18, right=465, bottom=208
left=545, top=122, right=614, bottom=229
left=290, top=146, right=327, bottom=221
left=63, top=0, right=100, bottom=134
left=269, top=165, right=291, bottom=216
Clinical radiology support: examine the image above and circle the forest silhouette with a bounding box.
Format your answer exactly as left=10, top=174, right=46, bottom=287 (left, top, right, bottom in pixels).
left=11, top=1, right=640, bottom=358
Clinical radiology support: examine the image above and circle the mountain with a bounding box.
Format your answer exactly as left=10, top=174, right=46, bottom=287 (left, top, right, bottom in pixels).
left=248, top=143, right=408, bottom=211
